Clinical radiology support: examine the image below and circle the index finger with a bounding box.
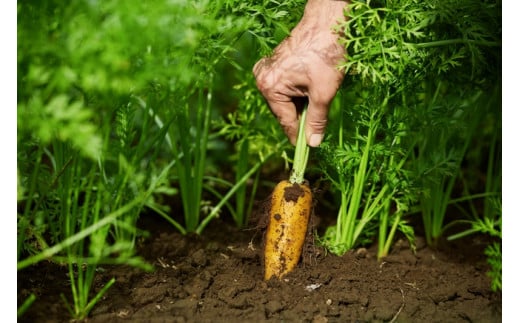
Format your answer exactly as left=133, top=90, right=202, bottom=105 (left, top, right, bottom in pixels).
left=268, top=99, right=300, bottom=145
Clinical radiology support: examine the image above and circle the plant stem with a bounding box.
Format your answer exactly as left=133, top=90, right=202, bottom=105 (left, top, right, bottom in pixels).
left=341, top=115, right=376, bottom=246
left=17, top=294, right=37, bottom=318
left=413, top=38, right=500, bottom=49
left=289, top=107, right=310, bottom=184
left=17, top=196, right=145, bottom=270
left=235, top=139, right=250, bottom=227
left=379, top=211, right=401, bottom=259
left=196, top=152, right=273, bottom=234
left=83, top=278, right=116, bottom=318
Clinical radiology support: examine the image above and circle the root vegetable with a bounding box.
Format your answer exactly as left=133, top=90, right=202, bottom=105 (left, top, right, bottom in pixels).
left=264, top=179, right=312, bottom=280
left=264, top=106, right=312, bottom=280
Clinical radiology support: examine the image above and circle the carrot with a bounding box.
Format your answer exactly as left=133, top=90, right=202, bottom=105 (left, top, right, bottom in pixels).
left=264, top=107, right=312, bottom=280
left=264, top=179, right=312, bottom=280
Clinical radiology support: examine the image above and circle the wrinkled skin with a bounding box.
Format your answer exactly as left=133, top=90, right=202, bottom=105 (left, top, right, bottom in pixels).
left=253, top=0, right=348, bottom=147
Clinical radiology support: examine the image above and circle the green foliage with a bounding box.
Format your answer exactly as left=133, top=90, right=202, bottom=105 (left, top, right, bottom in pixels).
left=18, top=95, right=102, bottom=160
left=446, top=129, right=502, bottom=291
left=454, top=197, right=502, bottom=292
left=18, top=0, right=308, bottom=318
left=219, top=0, right=305, bottom=56
left=413, top=87, right=496, bottom=246
left=319, top=90, right=416, bottom=256
left=338, top=0, right=500, bottom=86
left=17, top=294, right=36, bottom=318
left=216, top=76, right=290, bottom=227
left=144, top=0, right=305, bottom=233
left=485, top=241, right=502, bottom=292
left=320, top=0, right=501, bottom=258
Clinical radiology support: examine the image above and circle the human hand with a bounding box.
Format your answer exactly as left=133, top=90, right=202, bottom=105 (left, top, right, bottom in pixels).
left=253, top=0, right=348, bottom=147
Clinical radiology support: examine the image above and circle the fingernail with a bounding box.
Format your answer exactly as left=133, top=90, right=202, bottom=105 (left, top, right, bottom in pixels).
left=309, top=133, right=324, bottom=147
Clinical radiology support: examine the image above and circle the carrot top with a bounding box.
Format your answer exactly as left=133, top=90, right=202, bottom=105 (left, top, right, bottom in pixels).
left=289, top=107, right=310, bottom=185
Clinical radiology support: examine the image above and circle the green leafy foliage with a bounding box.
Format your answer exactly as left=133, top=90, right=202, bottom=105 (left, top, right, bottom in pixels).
left=459, top=197, right=502, bottom=292
left=216, top=78, right=289, bottom=227
left=18, top=0, right=308, bottom=318
left=485, top=241, right=502, bottom=292
left=338, top=0, right=501, bottom=86
left=318, top=90, right=417, bottom=256
left=320, top=0, right=501, bottom=258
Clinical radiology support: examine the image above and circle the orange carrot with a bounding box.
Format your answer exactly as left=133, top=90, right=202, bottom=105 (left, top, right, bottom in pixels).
left=264, top=106, right=312, bottom=280
left=264, top=180, right=312, bottom=280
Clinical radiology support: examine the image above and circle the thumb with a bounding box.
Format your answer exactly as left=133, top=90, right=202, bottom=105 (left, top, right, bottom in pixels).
left=305, top=100, right=329, bottom=147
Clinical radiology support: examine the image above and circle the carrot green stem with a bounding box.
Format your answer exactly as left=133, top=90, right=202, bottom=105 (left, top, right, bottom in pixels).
left=289, top=107, right=310, bottom=184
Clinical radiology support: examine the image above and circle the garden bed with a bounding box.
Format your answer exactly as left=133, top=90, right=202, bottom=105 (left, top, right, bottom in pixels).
left=18, top=213, right=501, bottom=323
left=17, top=1, right=502, bottom=321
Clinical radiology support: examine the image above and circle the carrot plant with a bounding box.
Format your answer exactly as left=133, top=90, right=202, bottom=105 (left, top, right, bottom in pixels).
left=16, top=139, right=155, bottom=319
left=18, top=1, right=309, bottom=318
left=445, top=96, right=502, bottom=291
left=447, top=109, right=502, bottom=243
left=318, top=0, right=501, bottom=256
left=374, top=102, right=417, bottom=259
left=412, top=85, right=499, bottom=247
left=264, top=106, right=312, bottom=280
left=16, top=0, right=265, bottom=318
left=319, top=90, right=415, bottom=256
left=403, top=0, right=501, bottom=247
left=17, top=97, right=177, bottom=319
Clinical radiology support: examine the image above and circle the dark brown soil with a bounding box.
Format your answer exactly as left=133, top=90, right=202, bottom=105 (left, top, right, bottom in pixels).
left=18, top=212, right=502, bottom=323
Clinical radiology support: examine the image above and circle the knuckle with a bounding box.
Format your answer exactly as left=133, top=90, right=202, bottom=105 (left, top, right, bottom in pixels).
left=307, top=118, right=328, bottom=131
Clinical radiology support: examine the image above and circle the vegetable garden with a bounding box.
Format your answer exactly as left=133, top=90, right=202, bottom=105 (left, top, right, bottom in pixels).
left=17, top=0, right=502, bottom=321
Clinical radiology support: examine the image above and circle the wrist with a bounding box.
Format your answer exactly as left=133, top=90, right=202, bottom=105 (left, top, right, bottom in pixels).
left=305, top=1, right=347, bottom=17
left=296, top=0, right=347, bottom=35
left=290, top=0, right=347, bottom=46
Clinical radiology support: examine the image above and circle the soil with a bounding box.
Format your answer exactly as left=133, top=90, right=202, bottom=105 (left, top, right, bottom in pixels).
left=18, top=211, right=502, bottom=323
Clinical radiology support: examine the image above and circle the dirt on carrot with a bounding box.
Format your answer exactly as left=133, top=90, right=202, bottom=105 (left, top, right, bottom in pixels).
left=282, top=182, right=307, bottom=202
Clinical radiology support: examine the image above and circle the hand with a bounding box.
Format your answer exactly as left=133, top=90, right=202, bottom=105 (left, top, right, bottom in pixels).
left=253, top=0, right=348, bottom=147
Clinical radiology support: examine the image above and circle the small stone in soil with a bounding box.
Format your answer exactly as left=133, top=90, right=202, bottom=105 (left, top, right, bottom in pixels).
left=191, top=249, right=208, bottom=267
left=265, top=300, right=284, bottom=315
